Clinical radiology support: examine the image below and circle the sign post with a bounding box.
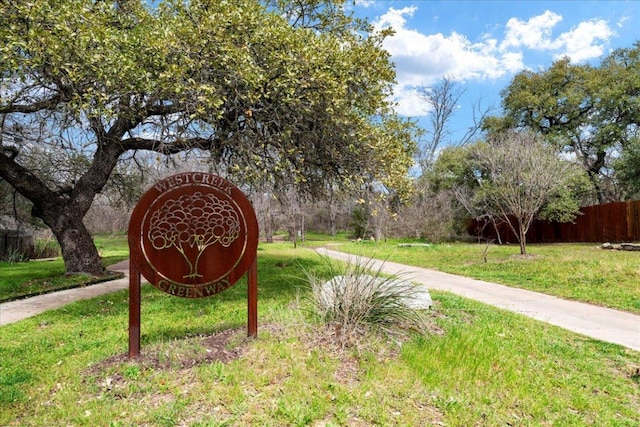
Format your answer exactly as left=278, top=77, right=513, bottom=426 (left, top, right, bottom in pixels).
left=127, top=173, right=259, bottom=358
left=128, top=262, right=141, bottom=359
left=247, top=258, right=258, bottom=337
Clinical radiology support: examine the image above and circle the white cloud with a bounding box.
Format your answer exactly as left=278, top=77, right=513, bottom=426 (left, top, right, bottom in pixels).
left=616, top=15, right=629, bottom=28
left=354, top=0, right=376, bottom=7
left=501, top=10, right=563, bottom=50
left=500, top=11, right=614, bottom=62
left=374, top=7, right=523, bottom=86
left=374, top=6, right=418, bottom=29
left=390, top=86, right=425, bottom=117
left=552, top=19, right=614, bottom=62
left=373, top=7, right=524, bottom=116
left=371, top=7, right=616, bottom=117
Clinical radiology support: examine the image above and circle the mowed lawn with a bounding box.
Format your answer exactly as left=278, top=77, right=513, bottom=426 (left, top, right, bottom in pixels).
left=0, top=234, right=129, bottom=302
left=0, top=240, right=639, bottom=426
left=334, top=240, right=640, bottom=314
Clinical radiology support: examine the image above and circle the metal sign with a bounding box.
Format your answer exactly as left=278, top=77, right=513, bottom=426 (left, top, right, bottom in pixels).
left=127, top=172, right=259, bottom=358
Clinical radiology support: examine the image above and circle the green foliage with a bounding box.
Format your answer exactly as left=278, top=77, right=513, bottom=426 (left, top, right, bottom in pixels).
left=0, top=0, right=417, bottom=191
left=1, top=247, right=28, bottom=264
left=538, top=168, right=594, bottom=222
left=0, top=0, right=417, bottom=274
left=349, top=204, right=370, bottom=239
left=427, top=144, right=478, bottom=193
left=428, top=132, right=588, bottom=253
left=0, top=235, right=59, bottom=264
left=32, top=237, right=61, bottom=259
left=614, top=136, right=640, bottom=199
left=412, top=146, right=478, bottom=240
left=487, top=43, right=640, bottom=202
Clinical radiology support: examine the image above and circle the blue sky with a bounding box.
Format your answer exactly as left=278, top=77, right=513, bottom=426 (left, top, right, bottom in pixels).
left=351, top=1, right=640, bottom=143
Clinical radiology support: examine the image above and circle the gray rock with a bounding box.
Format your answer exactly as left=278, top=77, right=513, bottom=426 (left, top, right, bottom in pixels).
left=320, top=275, right=432, bottom=310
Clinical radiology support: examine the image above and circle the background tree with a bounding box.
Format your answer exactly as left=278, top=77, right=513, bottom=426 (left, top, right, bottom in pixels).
left=471, top=131, right=588, bottom=255
left=486, top=43, right=640, bottom=203
left=399, top=77, right=491, bottom=242
left=0, top=0, right=416, bottom=275
left=422, top=144, right=488, bottom=242
left=321, top=186, right=350, bottom=237
left=416, top=76, right=491, bottom=174
left=613, top=136, right=640, bottom=199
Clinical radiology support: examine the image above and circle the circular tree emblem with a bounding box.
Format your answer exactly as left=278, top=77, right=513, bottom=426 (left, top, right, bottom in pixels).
left=128, top=173, right=258, bottom=298
left=148, top=192, right=241, bottom=279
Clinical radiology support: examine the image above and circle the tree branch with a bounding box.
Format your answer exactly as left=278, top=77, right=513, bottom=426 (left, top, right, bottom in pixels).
left=0, top=93, right=64, bottom=114
left=0, top=149, right=56, bottom=206
left=120, top=136, right=219, bottom=153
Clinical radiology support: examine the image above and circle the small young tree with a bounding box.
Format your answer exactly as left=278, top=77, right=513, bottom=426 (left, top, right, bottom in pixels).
left=473, top=131, right=588, bottom=255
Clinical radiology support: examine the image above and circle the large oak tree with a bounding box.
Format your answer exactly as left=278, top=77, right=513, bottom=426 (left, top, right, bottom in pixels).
left=484, top=43, right=640, bottom=203
left=0, top=0, right=416, bottom=275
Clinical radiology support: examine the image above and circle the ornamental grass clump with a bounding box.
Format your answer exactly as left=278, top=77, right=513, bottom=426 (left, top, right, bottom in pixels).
left=303, top=256, right=430, bottom=346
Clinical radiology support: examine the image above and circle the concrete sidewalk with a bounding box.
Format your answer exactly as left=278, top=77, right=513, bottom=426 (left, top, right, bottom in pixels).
left=2, top=254, right=639, bottom=352
left=316, top=248, right=640, bottom=352
left=0, top=260, right=136, bottom=326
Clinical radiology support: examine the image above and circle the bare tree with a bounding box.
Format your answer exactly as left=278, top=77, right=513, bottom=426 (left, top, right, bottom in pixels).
left=252, top=188, right=277, bottom=243
left=390, top=189, right=464, bottom=241
left=416, top=76, right=492, bottom=174
left=473, top=131, right=586, bottom=255
left=267, top=186, right=306, bottom=247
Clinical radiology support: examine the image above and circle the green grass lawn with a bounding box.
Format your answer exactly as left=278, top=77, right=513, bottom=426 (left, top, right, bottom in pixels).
left=0, top=234, right=129, bottom=302
left=1, top=242, right=639, bottom=426
left=334, top=240, right=640, bottom=314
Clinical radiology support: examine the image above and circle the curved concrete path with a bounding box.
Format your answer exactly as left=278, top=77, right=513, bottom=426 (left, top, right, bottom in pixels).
left=316, top=248, right=640, bottom=352
left=0, top=260, right=135, bottom=326
left=2, top=253, right=639, bottom=352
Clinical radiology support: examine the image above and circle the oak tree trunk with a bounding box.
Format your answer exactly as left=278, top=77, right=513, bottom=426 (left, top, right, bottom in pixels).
left=35, top=201, right=105, bottom=276
left=1, top=142, right=122, bottom=276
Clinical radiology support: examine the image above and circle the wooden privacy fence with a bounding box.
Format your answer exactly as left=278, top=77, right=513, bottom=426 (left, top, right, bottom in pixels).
left=0, top=230, right=34, bottom=258
left=469, top=200, right=640, bottom=244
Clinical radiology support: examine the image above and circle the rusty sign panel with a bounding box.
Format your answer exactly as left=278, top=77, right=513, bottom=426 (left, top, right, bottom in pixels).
left=127, top=173, right=259, bottom=358
left=128, top=172, right=259, bottom=298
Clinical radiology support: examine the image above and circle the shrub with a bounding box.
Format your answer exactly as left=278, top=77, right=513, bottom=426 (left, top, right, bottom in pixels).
left=302, top=256, right=431, bottom=347
left=32, top=236, right=61, bottom=259
left=3, top=246, right=29, bottom=264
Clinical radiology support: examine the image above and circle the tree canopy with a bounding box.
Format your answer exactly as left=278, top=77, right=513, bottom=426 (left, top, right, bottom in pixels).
left=431, top=131, right=588, bottom=254
left=0, top=0, right=416, bottom=274
left=485, top=43, right=640, bottom=203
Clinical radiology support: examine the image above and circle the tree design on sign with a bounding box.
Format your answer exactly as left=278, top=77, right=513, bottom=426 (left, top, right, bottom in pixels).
left=148, top=192, right=241, bottom=279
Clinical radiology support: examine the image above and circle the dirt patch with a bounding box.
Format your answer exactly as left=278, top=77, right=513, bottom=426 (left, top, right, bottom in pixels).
left=509, top=253, right=538, bottom=261
left=88, top=327, right=250, bottom=376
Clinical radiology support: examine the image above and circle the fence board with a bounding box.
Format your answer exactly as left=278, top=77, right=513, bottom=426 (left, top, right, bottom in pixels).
left=0, top=231, right=34, bottom=258
left=469, top=200, right=640, bottom=243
